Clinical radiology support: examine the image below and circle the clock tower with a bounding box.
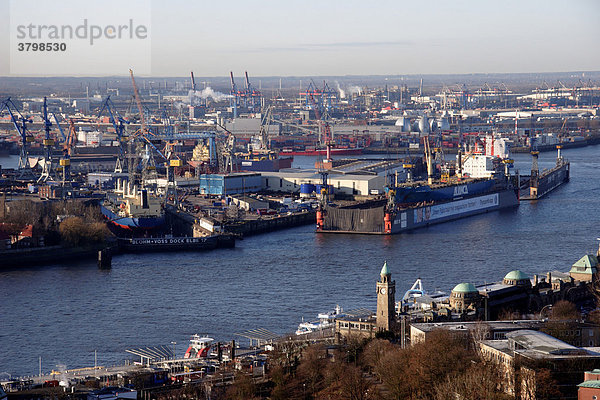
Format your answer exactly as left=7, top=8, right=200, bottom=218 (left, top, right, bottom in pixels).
left=376, top=261, right=395, bottom=331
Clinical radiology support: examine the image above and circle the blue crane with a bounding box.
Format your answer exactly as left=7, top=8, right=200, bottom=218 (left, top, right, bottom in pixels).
left=38, top=97, right=55, bottom=182
left=0, top=97, right=32, bottom=172
left=97, top=95, right=130, bottom=172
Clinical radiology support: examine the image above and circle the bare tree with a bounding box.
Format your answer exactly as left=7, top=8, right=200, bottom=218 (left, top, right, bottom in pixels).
left=433, top=363, right=511, bottom=400
left=361, top=339, right=395, bottom=378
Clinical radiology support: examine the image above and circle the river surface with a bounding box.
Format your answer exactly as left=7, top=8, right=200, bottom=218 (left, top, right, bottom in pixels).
left=1, top=146, right=599, bottom=377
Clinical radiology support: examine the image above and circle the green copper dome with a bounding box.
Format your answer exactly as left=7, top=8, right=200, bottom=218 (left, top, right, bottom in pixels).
left=504, top=270, right=529, bottom=281
left=452, top=282, right=478, bottom=293
left=380, top=261, right=390, bottom=276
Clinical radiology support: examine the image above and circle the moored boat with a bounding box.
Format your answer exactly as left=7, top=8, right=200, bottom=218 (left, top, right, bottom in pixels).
left=184, top=334, right=214, bottom=359
left=295, top=305, right=345, bottom=335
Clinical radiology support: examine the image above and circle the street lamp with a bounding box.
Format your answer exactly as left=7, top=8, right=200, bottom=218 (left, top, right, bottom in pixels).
left=171, top=341, right=177, bottom=360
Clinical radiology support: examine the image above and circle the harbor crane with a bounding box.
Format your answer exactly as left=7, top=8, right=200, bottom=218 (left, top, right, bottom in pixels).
left=243, top=71, right=262, bottom=110
left=307, top=88, right=333, bottom=159
left=59, top=119, right=78, bottom=181
left=38, top=97, right=54, bottom=182
left=229, top=71, right=239, bottom=117
left=254, top=105, right=273, bottom=152
left=97, top=95, right=130, bottom=173
left=50, top=113, right=76, bottom=181
left=129, top=69, right=148, bottom=136
left=0, top=97, right=32, bottom=174
left=190, top=71, right=196, bottom=92
left=129, top=69, right=165, bottom=189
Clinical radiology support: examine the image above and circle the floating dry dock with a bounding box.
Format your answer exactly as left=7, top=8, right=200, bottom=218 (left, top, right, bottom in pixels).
left=520, top=146, right=570, bottom=201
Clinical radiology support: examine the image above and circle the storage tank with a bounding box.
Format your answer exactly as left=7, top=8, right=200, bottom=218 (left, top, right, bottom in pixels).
left=429, top=119, right=437, bottom=133
left=437, top=117, right=450, bottom=131
left=418, top=116, right=430, bottom=135
left=300, top=183, right=316, bottom=198
left=395, top=117, right=411, bottom=132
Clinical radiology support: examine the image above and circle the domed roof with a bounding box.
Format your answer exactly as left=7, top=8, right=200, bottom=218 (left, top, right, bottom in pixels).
left=452, top=283, right=478, bottom=293
left=504, top=270, right=529, bottom=281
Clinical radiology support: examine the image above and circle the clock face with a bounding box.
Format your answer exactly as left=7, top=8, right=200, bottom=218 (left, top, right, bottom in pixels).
left=381, top=288, right=387, bottom=295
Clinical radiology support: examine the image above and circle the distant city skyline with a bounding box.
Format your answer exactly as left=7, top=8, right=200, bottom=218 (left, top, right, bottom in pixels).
left=0, top=0, right=599, bottom=77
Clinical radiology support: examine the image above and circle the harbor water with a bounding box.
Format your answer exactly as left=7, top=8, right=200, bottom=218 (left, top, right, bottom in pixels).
left=1, top=146, right=599, bottom=377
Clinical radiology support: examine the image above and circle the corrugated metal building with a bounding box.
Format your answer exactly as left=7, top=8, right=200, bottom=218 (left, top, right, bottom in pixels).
left=199, top=172, right=262, bottom=196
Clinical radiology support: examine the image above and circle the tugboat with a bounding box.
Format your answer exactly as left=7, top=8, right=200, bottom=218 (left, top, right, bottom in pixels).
left=184, top=334, right=215, bottom=359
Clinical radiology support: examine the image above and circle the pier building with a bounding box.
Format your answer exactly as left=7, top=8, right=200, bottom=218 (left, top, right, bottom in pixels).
left=449, top=282, right=479, bottom=312
left=479, top=330, right=600, bottom=399
left=425, top=264, right=596, bottom=322
left=569, top=254, right=599, bottom=283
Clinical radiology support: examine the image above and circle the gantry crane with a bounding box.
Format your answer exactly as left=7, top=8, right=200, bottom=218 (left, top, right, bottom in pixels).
left=190, top=71, right=196, bottom=92
left=50, top=113, right=76, bottom=181
left=0, top=98, right=32, bottom=174
left=38, top=97, right=55, bottom=182
left=230, top=71, right=239, bottom=118
left=97, top=95, right=130, bottom=173
left=129, top=69, right=161, bottom=188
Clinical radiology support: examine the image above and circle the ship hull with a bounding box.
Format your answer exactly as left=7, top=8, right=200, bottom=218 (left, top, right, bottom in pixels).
left=100, top=203, right=165, bottom=231
left=281, top=147, right=363, bottom=156
left=319, top=188, right=519, bottom=235
left=239, top=156, right=293, bottom=172
left=189, top=157, right=294, bottom=172
left=393, top=179, right=495, bottom=203
left=389, top=189, right=519, bottom=234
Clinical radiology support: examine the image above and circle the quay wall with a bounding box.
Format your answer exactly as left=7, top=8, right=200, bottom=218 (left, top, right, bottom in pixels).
left=224, top=210, right=316, bottom=236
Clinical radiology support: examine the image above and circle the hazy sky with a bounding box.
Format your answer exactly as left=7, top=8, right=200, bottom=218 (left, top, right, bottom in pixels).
left=1, top=0, right=599, bottom=76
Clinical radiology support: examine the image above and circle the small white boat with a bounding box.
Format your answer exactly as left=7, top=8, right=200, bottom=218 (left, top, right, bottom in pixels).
left=295, top=305, right=345, bottom=335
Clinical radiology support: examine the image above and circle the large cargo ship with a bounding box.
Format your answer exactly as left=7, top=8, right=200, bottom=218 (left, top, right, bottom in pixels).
left=187, top=147, right=293, bottom=172
left=100, top=180, right=165, bottom=232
